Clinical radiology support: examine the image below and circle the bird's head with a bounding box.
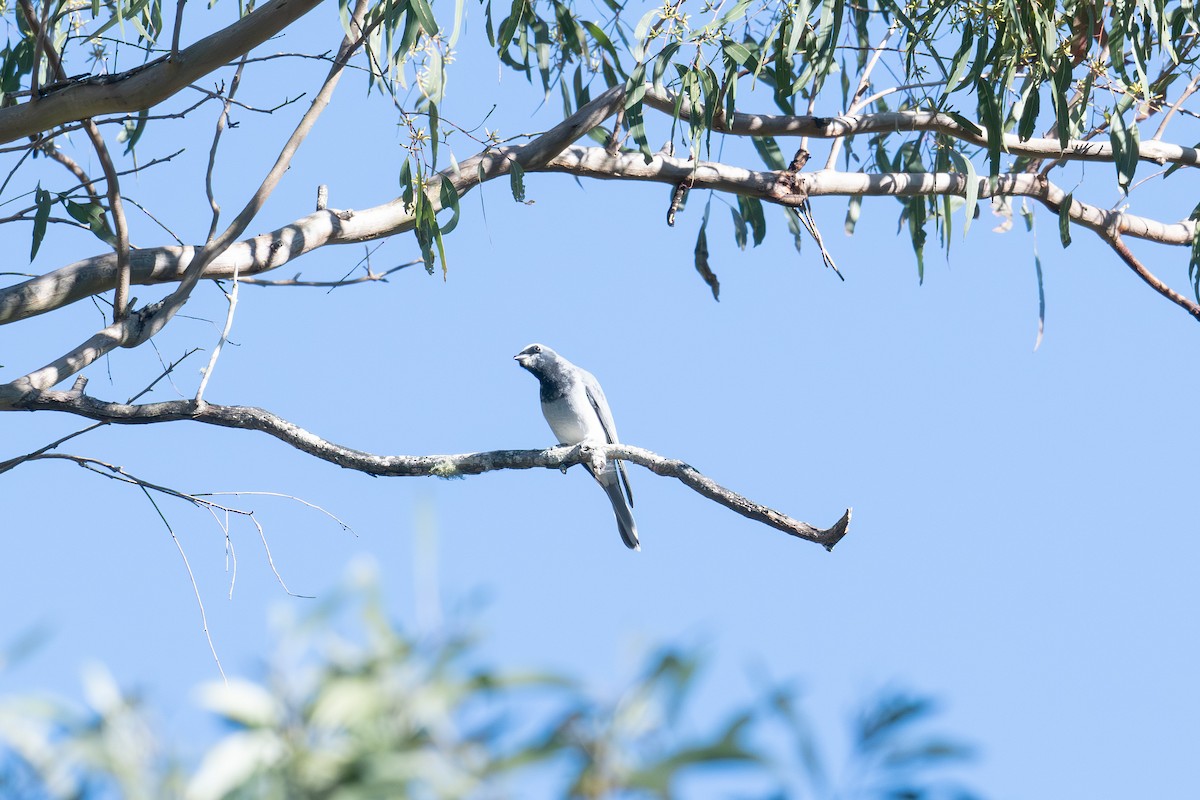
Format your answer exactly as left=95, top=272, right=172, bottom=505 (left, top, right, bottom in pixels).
left=514, top=343, right=558, bottom=375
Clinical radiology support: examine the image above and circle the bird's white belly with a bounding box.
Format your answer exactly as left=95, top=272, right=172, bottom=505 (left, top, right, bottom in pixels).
left=542, top=391, right=597, bottom=444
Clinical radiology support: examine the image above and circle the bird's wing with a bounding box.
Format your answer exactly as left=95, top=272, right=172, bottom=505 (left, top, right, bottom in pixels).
left=584, top=372, right=634, bottom=507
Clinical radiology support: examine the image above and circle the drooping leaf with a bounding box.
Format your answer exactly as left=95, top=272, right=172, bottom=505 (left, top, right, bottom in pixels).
left=428, top=101, right=439, bottom=168
left=751, top=135, right=785, bottom=170
left=844, top=194, right=862, bottom=235
left=438, top=176, right=460, bottom=234
left=947, top=149, right=978, bottom=237
left=509, top=160, right=526, bottom=202
left=975, top=78, right=1003, bottom=176
left=30, top=186, right=52, bottom=261
left=495, top=0, right=526, bottom=54
left=1058, top=192, right=1073, bottom=248
left=737, top=196, right=766, bottom=246
left=1017, top=83, right=1040, bottom=142
left=1109, top=97, right=1141, bottom=194
left=399, top=159, right=414, bottom=210
left=1033, top=249, right=1046, bottom=351
left=117, top=109, right=149, bottom=155
left=63, top=198, right=116, bottom=246
left=694, top=223, right=719, bottom=301
left=409, top=0, right=438, bottom=35
left=730, top=206, right=748, bottom=250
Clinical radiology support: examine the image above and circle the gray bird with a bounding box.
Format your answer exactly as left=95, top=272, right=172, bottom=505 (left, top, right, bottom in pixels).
left=514, top=343, right=639, bottom=550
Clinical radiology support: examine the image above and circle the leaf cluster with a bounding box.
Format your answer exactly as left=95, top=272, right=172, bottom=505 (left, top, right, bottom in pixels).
left=0, top=568, right=979, bottom=799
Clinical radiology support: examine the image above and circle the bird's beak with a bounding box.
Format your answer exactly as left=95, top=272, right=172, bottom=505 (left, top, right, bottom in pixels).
left=514, top=353, right=528, bottom=366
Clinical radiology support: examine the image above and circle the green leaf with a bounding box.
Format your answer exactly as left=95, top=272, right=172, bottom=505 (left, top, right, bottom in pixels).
left=509, top=160, right=526, bottom=202
left=1109, top=101, right=1141, bottom=194
left=730, top=206, right=747, bottom=250
left=710, top=0, right=751, bottom=30
left=945, top=20, right=975, bottom=92
left=844, top=194, right=861, bottom=235
left=1050, top=58, right=1072, bottom=149
left=624, top=66, right=652, bottom=163
left=428, top=102, right=439, bottom=168
left=582, top=20, right=624, bottom=78
left=721, top=39, right=759, bottom=73
left=399, top=160, right=414, bottom=210
left=1017, top=85, right=1040, bottom=143
left=737, top=196, right=766, bottom=246
left=30, top=186, right=51, bottom=261
left=694, top=223, right=719, bottom=301
left=751, top=136, right=785, bottom=170
left=944, top=110, right=984, bottom=138
left=438, top=176, right=460, bottom=234
left=975, top=78, right=1003, bottom=176
left=63, top=198, right=116, bottom=246
left=1058, top=192, right=1072, bottom=248
left=117, top=109, right=149, bottom=155
left=947, top=149, right=978, bottom=236
left=495, top=0, right=526, bottom=53
left=651, top=41, right=681, bottom=90
left=1033, top=250, right=1045, bottom=351
left=904, top=198, right=927, bottom=283
left=409, top=0, right=438, bottom=35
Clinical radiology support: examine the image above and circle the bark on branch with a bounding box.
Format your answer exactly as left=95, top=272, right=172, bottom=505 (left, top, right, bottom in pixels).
left=4, top=151, right=1193, bottom=329
left=0, top=0, right=326, bottom=145
left=641, top=87, right=1200, bottom=169
left=6, top=389, right=852, bottom=550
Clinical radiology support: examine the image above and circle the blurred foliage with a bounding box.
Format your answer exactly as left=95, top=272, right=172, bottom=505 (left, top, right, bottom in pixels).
left=0, top=564, right=980, bottom=799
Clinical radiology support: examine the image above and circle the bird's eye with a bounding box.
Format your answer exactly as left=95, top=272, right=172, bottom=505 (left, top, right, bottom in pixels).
left=532, top=345, right=542, bottom=352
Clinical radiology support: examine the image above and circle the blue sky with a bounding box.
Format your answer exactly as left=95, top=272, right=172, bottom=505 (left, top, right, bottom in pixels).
left=3, top=3, right=1199, bottom=797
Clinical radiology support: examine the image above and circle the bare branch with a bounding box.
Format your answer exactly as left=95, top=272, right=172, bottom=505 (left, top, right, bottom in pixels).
left=0, top=0, right=374, bottom=400
left=1153, top=74, right=1200, bottom=142
left=205, top=58, right=249, bottom=242
left=237, top=259, right=421, bottom=287
left=5, top=391, right=853, bottom=550
left=826, top=21, right=900, bottom=170
left=4, top=142, right=1195, bottom=338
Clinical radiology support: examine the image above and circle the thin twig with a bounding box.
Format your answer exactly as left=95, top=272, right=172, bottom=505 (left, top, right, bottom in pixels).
left=237, top=260, right=421, bottom=288
left=38, top=141, right=102, bottom=204
left=1152, top=74, right=1200, bottom=141
left=138, top=482, right=227, bottom=683
left=826, top=22, right=900, bottom=170
left=123, top=195, right=186, bottom=245
left=205, top=57, right=249, bottom=242
left=195, top=264, right=238, bottom=403
left=198, top=491, right=356, bottom=535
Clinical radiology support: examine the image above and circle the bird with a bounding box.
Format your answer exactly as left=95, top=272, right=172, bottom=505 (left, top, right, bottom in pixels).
left=514, top=343, right=639, bottom=550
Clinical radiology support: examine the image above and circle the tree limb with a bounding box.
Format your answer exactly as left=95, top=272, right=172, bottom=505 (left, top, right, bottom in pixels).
left=6, top=390, right=853, bottom=550
left=0, top=0, right=326, bottom=145
left=641, top=87, right=1200, bottom=169
left=3, top=151, right=1194, bottom=334
left=0, top=0, right=372, bottom=401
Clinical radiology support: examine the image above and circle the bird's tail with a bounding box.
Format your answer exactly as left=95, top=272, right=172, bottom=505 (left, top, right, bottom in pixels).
left=598, top=470, right=640, bottom=551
